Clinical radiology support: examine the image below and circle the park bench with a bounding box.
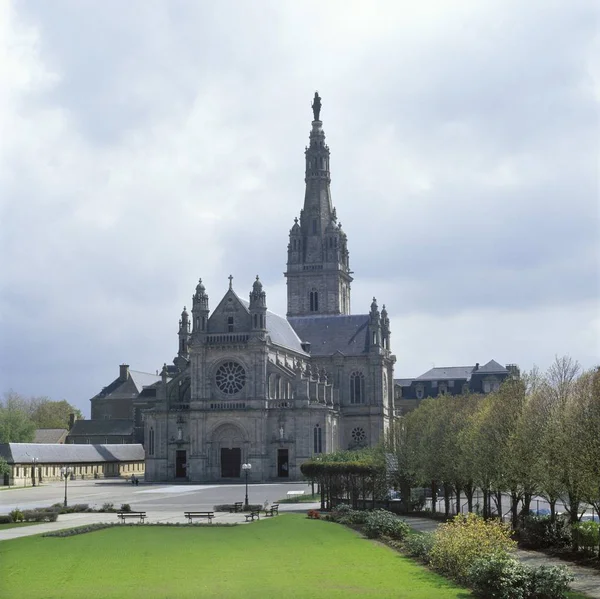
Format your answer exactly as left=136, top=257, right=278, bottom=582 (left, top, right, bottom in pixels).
left=117, top=511, right=146, bottom=523
left=228, top=502, right=243, bottom=513
left=244, top=510, right=260, bottom=522
left=264, top=503, right=279, bottom=517
left=184, top=511, right=214, bottom=524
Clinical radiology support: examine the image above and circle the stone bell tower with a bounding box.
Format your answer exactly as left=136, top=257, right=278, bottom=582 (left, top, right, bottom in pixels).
left=285, top=92, right=353, bottom=317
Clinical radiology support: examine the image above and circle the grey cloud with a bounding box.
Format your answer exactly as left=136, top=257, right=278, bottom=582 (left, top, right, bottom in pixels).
left=2, top=0, right=598, bottom=413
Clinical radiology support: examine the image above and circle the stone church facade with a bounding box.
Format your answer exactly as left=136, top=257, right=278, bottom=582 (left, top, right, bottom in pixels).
left=144, top=94, right=396, bottom=483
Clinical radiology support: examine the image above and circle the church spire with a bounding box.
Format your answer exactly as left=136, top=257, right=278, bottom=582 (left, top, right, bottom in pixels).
left=285, top=93, right=353, bottom=317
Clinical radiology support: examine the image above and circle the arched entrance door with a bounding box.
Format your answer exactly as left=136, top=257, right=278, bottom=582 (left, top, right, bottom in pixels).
left=212, top=424, right=245, bottom=479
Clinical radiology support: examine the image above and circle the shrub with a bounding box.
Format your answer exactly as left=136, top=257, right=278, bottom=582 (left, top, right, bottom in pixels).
left=363, top=510, right=410, bottom=540
left=307, top=509, right=321, bottom=519
left=519, top=515, right=571, bottom=550
left=120, top=504, right=132, bottom=513
left=572, top=521, right=599, bottom=553
left=99, top=502, right=116, bottom=513
left=213, top=504, right=262, bottom=512
left=339, top=510, right=369, bottom=525
left=527, top=565, right=573, bottom=599
left=21, top=509, right=59, bottom=522
left=9, top=509, right=24, bottom=523
left=430, top=513, right=516, bottom=582
left=333, top=504, right=352, bottom=515
left=0, top=515, right=12, bottom=524
left=402, top=532, right=435, bottom=563
left=468, top=555, right=530, bottom=599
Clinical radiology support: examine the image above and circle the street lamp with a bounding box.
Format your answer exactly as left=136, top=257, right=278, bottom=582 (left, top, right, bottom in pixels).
left=241, top=463, right=251, bottom=509
left=31, top=457, right=38, bottom=487
left=61, top=466, right=72, bottom=508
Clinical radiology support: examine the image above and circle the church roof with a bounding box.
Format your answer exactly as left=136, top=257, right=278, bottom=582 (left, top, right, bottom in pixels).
left=288, top=314, right=370, bottom=356
left=92, top=370, right=163, bottom=400
left=238, top=299, right=308, bottom=355
left=69, top=419, right=134, bottom=436
left=0, top=443, right=144, bottom=465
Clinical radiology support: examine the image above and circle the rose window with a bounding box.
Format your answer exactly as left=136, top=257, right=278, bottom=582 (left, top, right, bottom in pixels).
left=215, top=361, right=246, bottom=395
left=351, top=427, right=366, bottom=444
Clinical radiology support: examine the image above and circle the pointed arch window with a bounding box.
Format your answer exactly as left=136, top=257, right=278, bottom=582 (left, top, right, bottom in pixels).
left=309, top=289, right=319, bottom=312
left=148, top=427, right=155, bottom=456
left=350, top=371, right=365, bottom=404
left=314, top=424, right=323, bottom=454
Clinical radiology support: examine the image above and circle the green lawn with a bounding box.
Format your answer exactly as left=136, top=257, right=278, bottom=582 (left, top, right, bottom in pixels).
left=0, top=514, right=473, bottom=599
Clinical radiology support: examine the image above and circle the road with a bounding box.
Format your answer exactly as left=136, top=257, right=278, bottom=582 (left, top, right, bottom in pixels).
left=0, top=479, right=314, bottom=514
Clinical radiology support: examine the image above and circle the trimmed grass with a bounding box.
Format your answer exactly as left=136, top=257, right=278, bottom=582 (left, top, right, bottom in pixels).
left=0, top=522, right=39, bottom=530
left=0, top=514, right=473, bottom=599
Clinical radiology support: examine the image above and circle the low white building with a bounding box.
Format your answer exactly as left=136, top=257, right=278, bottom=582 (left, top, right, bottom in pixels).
left=0, top=443, right=145, bottom=487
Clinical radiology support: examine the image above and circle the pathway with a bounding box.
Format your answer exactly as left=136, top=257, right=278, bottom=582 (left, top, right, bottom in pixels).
left=404, top=515, right=600, bottom=599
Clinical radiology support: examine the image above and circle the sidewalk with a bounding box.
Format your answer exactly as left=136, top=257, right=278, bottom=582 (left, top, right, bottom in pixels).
left=403, top=515, right=600, bottom=599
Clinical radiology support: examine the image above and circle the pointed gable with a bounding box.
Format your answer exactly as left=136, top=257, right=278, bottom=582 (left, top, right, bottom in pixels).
left=208, top=288, right=251, bottom=333
left=477, top=360, right=509, bottom=374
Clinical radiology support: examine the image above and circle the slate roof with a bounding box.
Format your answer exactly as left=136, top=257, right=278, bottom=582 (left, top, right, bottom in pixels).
left=33, top=429, right=68, bottom=444
left=238, top=299, right=307, bottom=354
left=394, top=379, right=414, bottom=387
left=415, top=366, right=475, bottom=381
left=0, top=443, right=145, bottom=464
left=93, top=370, right=163, bottom=400
left=287, top=314, right=370, bottom=356
left=68, top=419, right=134, bottom=436
left=476, top=360, right=509, bottom=374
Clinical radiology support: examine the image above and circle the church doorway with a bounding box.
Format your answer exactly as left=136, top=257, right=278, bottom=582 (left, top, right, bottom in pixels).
left=175, top=450, right=187, bottom=478
left=277, top=449, right=289, bottom=478
left=221, top=448, right=241, bottom=478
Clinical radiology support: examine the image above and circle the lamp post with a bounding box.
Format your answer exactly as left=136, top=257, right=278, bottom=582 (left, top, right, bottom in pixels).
left=61, top=466, right=72, bottom=508
left=31, top=457, right=38, bottom=487
left=241, top=463, right=251, bottom=509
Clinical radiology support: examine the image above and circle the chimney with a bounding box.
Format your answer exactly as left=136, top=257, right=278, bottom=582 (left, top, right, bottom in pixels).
left=474, top=363, right=479, bottom=371
left=119, top=364, right=130, bottom=382
left=69, top=413, right=77, bottom=429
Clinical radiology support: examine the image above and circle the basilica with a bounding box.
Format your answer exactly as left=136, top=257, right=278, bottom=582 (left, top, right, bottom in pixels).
left=141, top=93, right=397, bottom=482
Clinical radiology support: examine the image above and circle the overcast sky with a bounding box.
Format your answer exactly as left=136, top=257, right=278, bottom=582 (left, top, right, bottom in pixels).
left=1, top=0, right=598, bottom=416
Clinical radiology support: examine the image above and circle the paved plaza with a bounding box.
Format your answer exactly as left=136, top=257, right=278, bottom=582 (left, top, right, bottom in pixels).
left=0, top=479, right=316, bottom=541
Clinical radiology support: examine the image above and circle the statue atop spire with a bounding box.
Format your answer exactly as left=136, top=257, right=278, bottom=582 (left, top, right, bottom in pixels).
left=312, top=91, right=322, bottom=121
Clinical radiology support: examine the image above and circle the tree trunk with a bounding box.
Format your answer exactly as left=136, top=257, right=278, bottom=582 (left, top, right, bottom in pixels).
left=454, top=485, right=462, bottom=516
left=464, top=482, right=475, bottom=513
left=521, top=492, right=533, bottom=519
left=482, top=488, right=489, bottom=519
left=400, top=477, right=411, bottom=513
left=510, top=491, right=520, bottom=529
left=549, top=499, right=557, bottom=522
left=431, top=480, right=437, bottom=514
left=494, top=490, right=503, bottom=520
left=443, top=482, right=452, bottom=518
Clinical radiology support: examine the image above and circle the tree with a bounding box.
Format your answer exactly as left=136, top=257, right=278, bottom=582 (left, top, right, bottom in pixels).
left=578, top=368, right=600, bottom=559
left=0, top=391, right=35, bottom=443
left=28, top=398, right=83, bottom=429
